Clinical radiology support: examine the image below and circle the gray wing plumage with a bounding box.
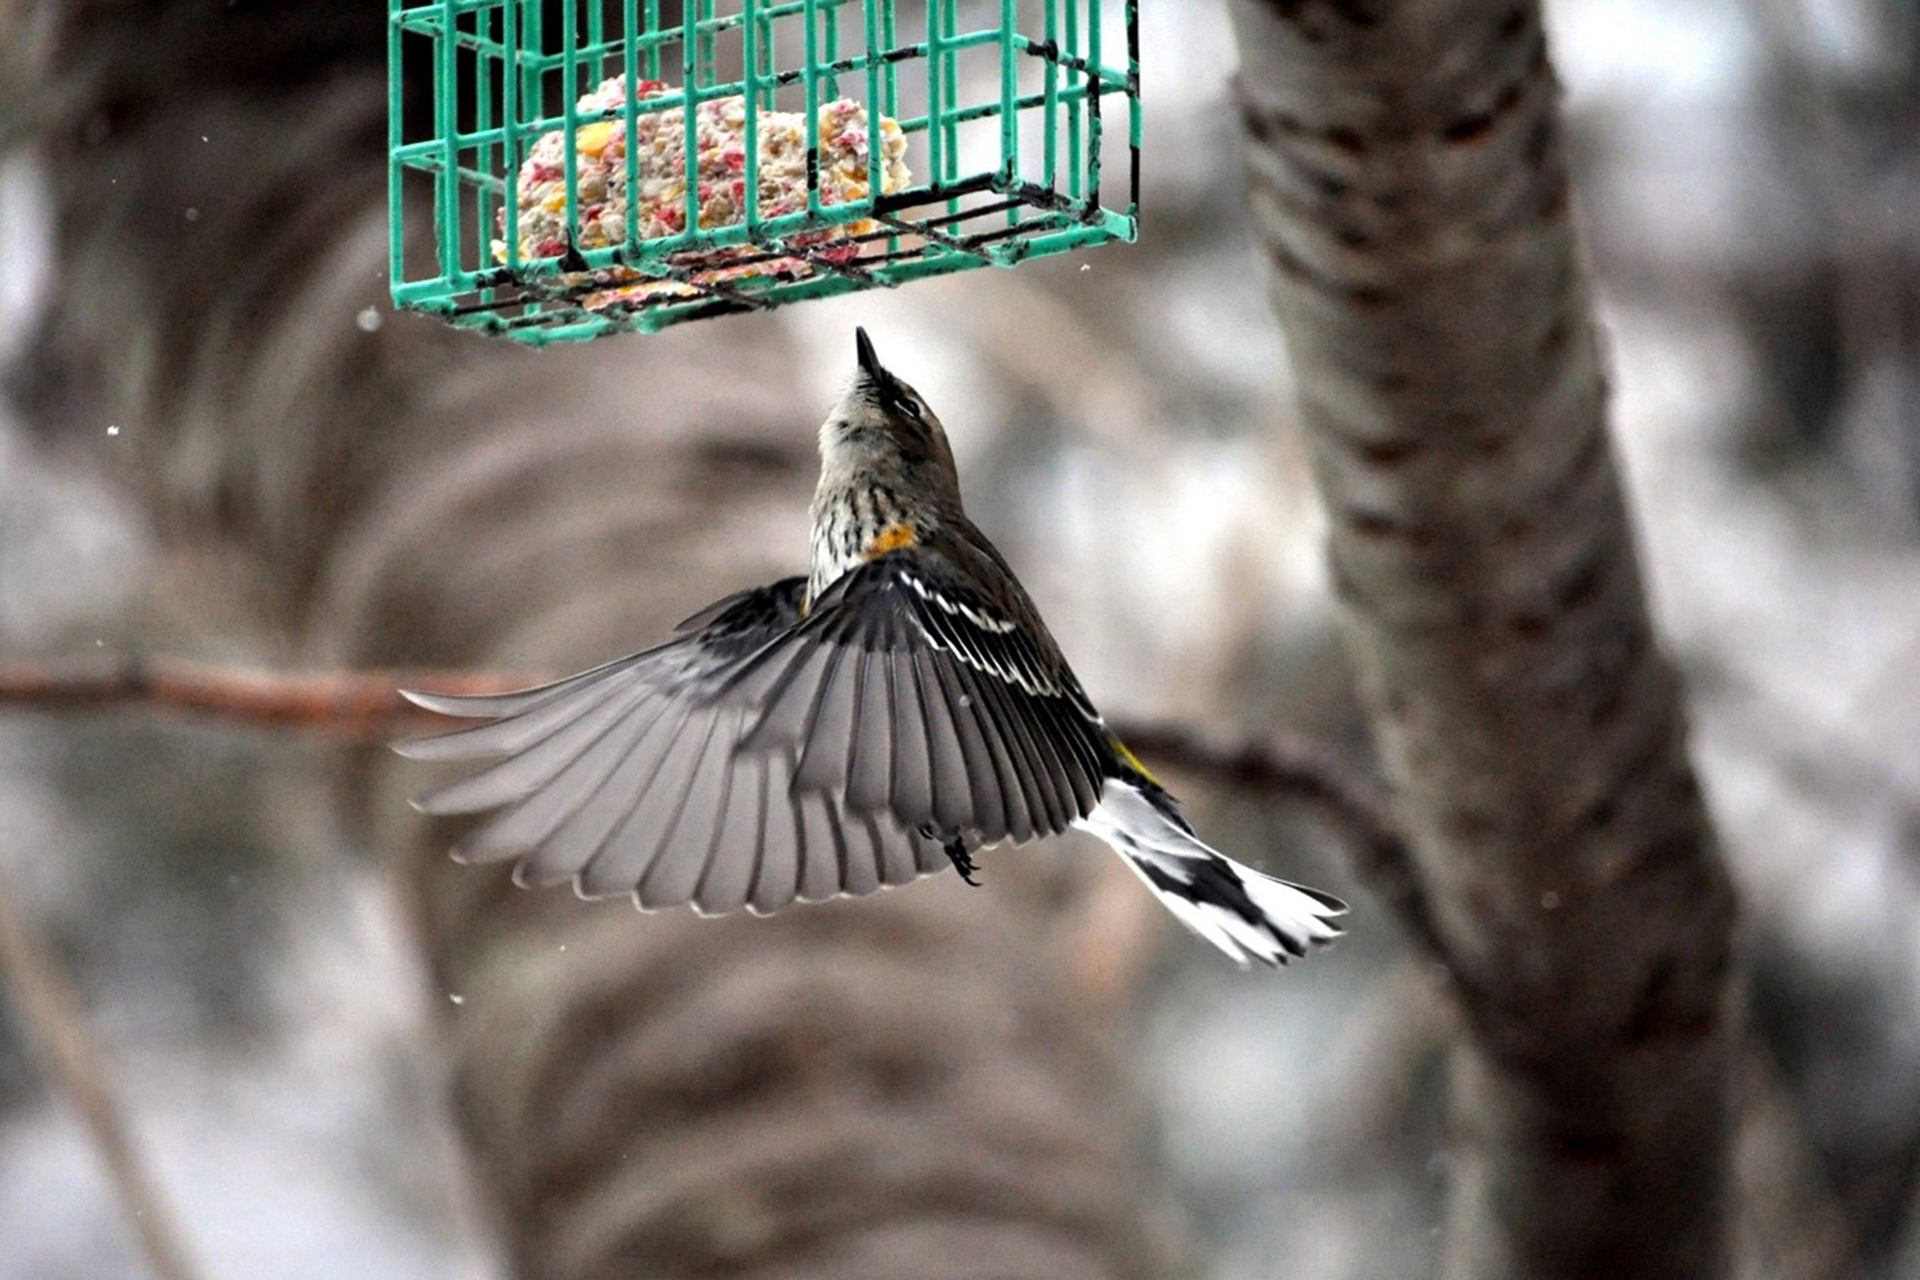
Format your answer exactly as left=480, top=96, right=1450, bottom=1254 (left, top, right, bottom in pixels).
left=724, top=551, right=1110, bottom=845
left=396, top=555, right=1111, bottom=915
left=398, top=579, right=950, bottom=915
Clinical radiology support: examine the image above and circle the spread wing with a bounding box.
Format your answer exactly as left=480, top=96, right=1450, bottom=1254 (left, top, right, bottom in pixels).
left=722, top=551, right=1109, bottom=845
left=397, top=579, right=951, bottom=915
left=395, top=554, right=1111, bottom=915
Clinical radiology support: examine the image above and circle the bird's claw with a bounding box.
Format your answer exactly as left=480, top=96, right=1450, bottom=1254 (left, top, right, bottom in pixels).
left=943, top=836, right=981, bottom=887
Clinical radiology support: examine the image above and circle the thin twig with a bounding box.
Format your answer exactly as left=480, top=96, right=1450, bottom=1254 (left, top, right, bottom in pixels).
left=0, top=655, right=1429, bottom=941
left=1119, top=722, right=1444, bottom=962
left=0, top=867, right=201, bottom=1280
left=0, top=656, right=531, bottom=740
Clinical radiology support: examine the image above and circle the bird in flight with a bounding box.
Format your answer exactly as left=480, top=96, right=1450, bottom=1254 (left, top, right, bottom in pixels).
left=397, top=330, right=1346, bottom=966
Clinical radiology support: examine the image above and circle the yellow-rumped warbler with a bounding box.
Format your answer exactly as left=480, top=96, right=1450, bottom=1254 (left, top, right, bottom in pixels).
left=398, top=329, right=1345, bottom=966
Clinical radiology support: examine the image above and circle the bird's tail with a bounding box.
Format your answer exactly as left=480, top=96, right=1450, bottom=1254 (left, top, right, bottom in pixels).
left=1075, top=776, right=1347, bottom=968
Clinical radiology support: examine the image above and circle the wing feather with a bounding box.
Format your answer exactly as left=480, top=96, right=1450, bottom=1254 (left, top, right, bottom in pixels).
left=948, top=656, right=1035, bottom=844
left=857, top=553, right=1105, bottom=840
left=872, top=811, right=920, bottom=887
left=633, top=704, right=739, bottom=908
left=412, top=677, right=659, bottom=815
left=1015, top=675, right=1091, bottom=831
left=400, top=557, right=1114, bottom=914
left=394, top=665, right=640, bottom=762
left=398, top=651, right=647, bottom=723
left=748, top=752, right=803, bottom=914
left=734, top=636, right=834, bottom=747
left=912, top=647, right=977, bottom=836
left=794, top=788, right=841, bottom=903
left=884, top=651, right=934, bottom=821
left=501, top=695, right=690, bottom=886
left=972, top=663, right=1063, bottom=834
left=448, top=689, right=666, bottom=863
left=691, top=747, right=765, bottom=915
left=926, top=654, right=1012, bottom=842
left=836, top=802, right=884, bottom=897
left=578, top=698, right=713, bottom=897
left=843, top=650, right=895, bottom=813
left=793, top=645, right=857, bottom=793
left=1037, top=690, right=1104, bottom=816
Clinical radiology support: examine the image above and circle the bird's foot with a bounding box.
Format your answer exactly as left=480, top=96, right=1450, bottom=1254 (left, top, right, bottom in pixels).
left=943, top=837, right=981, bottom=887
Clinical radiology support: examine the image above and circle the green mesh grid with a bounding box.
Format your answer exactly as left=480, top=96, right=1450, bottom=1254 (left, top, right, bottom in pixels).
left=388, top=0, right=1140, bottom=343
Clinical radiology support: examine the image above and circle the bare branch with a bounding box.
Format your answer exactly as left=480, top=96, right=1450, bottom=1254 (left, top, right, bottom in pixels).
left=1118, top=722, right=1446, bottom=961
left=0, top=864, right=202, bottom=1280
left=0, top=657, right=1415, bottom=906
left=0, top=657, right=528, bottom=739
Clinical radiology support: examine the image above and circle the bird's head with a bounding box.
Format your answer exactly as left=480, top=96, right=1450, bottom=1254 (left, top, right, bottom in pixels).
left=818, top=328, right=963, bottom=506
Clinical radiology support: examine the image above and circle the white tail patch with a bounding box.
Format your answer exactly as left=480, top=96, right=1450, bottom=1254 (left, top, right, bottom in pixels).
left=1075, top=778, right=1346, bottom=968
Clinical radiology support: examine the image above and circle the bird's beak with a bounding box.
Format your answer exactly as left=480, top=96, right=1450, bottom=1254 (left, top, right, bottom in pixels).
left=854, top=327, right=883, bottom=382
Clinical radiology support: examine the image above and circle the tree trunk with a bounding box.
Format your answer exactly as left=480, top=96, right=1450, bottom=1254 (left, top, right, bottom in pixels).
left=8, top=5, right=1175, bottom=1274
left=1224, top=2, right=1740, bottom=1275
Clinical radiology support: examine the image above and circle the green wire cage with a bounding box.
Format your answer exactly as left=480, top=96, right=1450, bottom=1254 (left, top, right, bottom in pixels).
left=388, top=0, right=1140, bottom=342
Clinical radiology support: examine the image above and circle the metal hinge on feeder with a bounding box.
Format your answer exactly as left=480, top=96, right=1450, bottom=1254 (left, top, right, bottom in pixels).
left=388, top=0, right=1141, bottom=344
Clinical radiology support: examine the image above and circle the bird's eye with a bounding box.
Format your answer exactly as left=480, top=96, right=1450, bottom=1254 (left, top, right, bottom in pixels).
left=889, top=386, right=926, bottom=424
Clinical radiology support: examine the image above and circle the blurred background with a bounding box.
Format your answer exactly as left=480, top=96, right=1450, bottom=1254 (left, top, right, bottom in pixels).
left=1, top=0, right=1917, bottom=1276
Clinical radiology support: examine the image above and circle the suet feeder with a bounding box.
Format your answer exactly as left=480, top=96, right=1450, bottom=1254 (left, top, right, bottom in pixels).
left=388, top=0, right=1140, bottom=342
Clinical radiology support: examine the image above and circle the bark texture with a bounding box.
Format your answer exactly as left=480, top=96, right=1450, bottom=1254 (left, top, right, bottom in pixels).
left=1224, top=2, right=1740, bottom=1276
left=7, top=4, right=1175, bottom=1274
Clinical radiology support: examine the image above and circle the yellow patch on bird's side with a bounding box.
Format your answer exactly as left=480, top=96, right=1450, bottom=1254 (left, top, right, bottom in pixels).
left=1112, top=737, right=1162, bottom=786
left=864, top=521, right=918, bottom=558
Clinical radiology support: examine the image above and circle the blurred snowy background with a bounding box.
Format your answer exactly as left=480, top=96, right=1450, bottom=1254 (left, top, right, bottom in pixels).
left=2, top=0, right=1917, bottom=1275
